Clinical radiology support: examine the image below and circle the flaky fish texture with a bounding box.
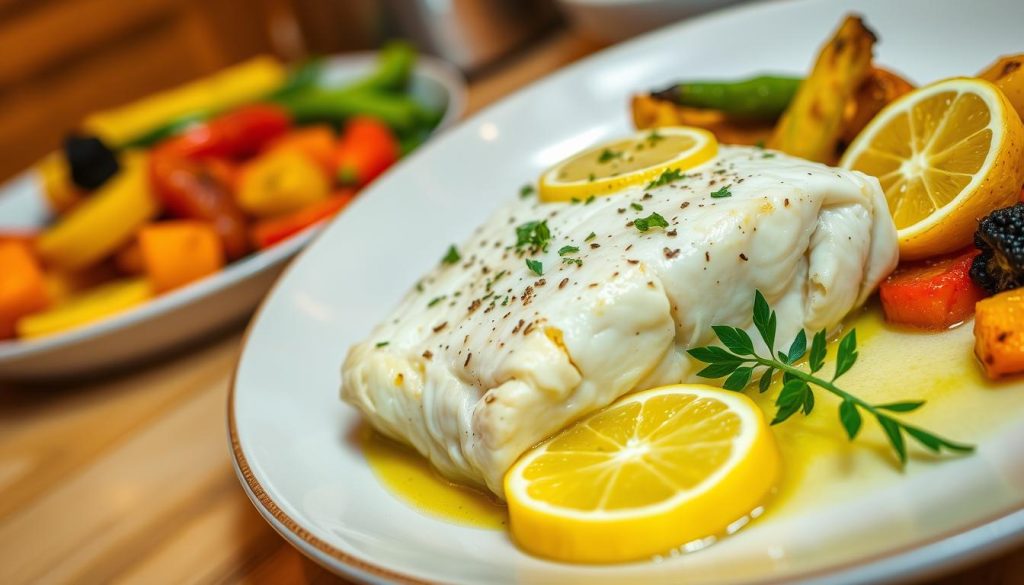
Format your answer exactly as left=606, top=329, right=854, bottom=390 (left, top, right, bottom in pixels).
left=342, top=146, right=898, bottom=497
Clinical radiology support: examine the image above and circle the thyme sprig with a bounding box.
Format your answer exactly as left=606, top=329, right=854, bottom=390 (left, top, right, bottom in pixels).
left=687, top=291, right=974, bottom=465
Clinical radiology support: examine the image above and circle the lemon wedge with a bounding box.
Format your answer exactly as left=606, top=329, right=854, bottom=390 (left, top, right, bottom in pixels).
left=504, top=384, right=779, bottom=563
left=840, top=78, right=1024, bottom=260
left=538, top=127, right=718, bottom=202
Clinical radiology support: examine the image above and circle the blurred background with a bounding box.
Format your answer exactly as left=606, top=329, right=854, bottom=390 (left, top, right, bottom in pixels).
left=0, top=0, right=751, bottom=182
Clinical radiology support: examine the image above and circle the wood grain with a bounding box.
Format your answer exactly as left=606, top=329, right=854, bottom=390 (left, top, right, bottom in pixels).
left=0, top=26, right=1018, bottom=585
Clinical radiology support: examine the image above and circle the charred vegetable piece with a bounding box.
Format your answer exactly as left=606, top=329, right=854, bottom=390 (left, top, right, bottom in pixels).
left=880, top=249, right=986, bottom=329
left=139, top=221, right=225, bottom=292
left=970, top=203, right=1024, bottom=294
left=769, top=15, right=876, bottom=163
left=978, top=54, right=1024, bottom=123
left=334, top=117, right=400, bottom=187
left=64, top=134, right=119, bottom=190
left=148, top=154, right=249, bottom=260
left=0, top=241, right=50, bottom=339
left=974, top=289, right=1024, bottom=378
left=631, top=95, right=777, bottom=146
left=650, top=75, right=802, bottom=122
left=841, top=66, right=915, bottom=145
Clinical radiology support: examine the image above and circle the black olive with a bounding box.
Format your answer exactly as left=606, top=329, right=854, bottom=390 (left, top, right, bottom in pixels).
left=64, top=134, right=119, bottom=190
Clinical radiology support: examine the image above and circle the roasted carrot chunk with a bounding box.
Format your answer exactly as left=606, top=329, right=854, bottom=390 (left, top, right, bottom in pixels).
left=975, top=289, right=1024, bottom=378
left=0, top=241, right=51, bottom=339
left=138, top=221, right=225, bottom=293
left=879, top=248, right=986, bottom=329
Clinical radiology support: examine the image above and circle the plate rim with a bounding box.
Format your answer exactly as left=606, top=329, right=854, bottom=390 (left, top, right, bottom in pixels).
left=227, top=0, right=1024, bottom=581
left=0, top=52, right=465, bottom=364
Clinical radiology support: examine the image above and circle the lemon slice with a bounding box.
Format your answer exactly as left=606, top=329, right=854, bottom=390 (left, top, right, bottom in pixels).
left=504, top=384, right=779, bottom=563
left=538, top=127, right=718, bottom=202
left=840, top=78, right=1024, bottom=260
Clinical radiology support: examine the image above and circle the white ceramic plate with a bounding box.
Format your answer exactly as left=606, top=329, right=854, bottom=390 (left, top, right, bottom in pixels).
left=0, top=53, right=465, bottom=381
left=231, top=1, right=1024, bottom=582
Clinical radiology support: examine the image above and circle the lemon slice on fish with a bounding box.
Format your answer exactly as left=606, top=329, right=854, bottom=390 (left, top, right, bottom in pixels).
left=538, top=126, right=718, bottom=202
left=504, top=384, right=779, bottom=563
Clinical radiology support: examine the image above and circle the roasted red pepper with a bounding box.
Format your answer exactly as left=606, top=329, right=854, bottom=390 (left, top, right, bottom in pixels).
left=154, top=104, right=291, bottom=161
left=334, top=116, right=399, bottom=187
left=148, top=154, right=249, bottom=259
left=249, top=191, right=355, bottom=249
left=879, top=248, right=986, bottom=329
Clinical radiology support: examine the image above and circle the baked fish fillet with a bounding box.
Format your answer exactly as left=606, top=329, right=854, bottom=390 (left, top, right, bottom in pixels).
left=342, top=146, right=898, bottom=497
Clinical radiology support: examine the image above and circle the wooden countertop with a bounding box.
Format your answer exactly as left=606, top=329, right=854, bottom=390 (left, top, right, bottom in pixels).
left=0, top=28, right=1019, bottom=585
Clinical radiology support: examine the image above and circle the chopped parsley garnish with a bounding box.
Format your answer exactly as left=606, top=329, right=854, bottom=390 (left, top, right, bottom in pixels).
left=515, top=220, right=552, bottom=252
left=570, top=197, right=582, bottom=204
left=645, top=168, right=685, bottom=190
left=630, top=202, right=643, bottom=211
left=647, top=130, right=665, bottom=144
left=710, top=186, right=733, bottom=198
left=585, top=232, right=597, bottom=242
left=562, top=257, right=583, bottom=266
left=520, top=184, right=535, bottom=198
left=525, top=258, right=544, bottom=276
left=375, top=341, right=389, bottom=348
left=588, top=172, right=596, bottom=182
left=585, top=195, right=596, bottom=205
left=427, top=295, right=446, bottom=307
left=415, top=281, right=424, bottom=293
left=441, top=245, right=460, bottom=265
left=754, top=140, right=765, bottom=149
left=763, top=153, right=776, bottom=159
left=597, top=148, right=622, bottom=163
left=558, top=245, right=580, bottom=256
left=634, top=212, right=670, bottom=232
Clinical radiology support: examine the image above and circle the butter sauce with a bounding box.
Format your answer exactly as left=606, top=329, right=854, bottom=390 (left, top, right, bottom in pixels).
left=363, top=305, right=1021, bottom=531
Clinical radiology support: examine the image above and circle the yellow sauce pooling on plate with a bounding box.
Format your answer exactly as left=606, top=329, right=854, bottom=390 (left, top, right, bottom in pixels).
left=362, top=305, right=1022, bottom=534
left=360, top=425, right=508, bottom=530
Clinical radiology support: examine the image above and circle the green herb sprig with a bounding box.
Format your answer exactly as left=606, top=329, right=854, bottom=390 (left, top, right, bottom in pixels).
left=687, top=291, right=974, bottom=465
left=515, top=220, right=552, bottom=252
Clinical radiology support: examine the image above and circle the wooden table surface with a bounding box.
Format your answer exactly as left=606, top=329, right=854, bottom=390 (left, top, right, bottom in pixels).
left=1, top=28, right=1021, bottom=585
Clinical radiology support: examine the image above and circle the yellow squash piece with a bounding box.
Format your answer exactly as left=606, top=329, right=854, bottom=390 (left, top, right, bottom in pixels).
left=36, top=153, right=160, bottom=271
left=83, top=56, right=286, bottom=146
left=37, top=152, right=83, bottom=214
left=236, top=149, right=330, bottom=218
left=504, top=384, right=780, bottom=563
left=978, top=55, right=1024, bottom=123
left=769, top=15, right=876, bottom=163
left=538, top=126, right=717, bottom=203
left=840, top=78, right=1024, bottom=260
left=16, top=278, right=153, bottom=339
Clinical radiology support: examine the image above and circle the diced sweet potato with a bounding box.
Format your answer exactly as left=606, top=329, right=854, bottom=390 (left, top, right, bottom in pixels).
left=0, top=241, right=51, bottom=339
left=138, top=221, right=225, bottom=293
left=975, top=289, right=1024, bottom=378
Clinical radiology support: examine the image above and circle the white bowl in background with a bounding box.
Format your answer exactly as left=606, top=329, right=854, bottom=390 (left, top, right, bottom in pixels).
left=0, top=53, right=466, bottom=382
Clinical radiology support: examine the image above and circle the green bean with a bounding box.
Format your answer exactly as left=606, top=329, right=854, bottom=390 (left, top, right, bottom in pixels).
left=345, top=41, right=416, bottom=93
left=277, top=88, right=429, bottom=132
left=651, top=75, right=802, bottom=121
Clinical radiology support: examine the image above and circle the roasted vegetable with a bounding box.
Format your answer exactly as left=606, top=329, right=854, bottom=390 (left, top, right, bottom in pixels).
left=974, top=289, right=1024, bottom=378
left=277, top=88, right=431, bottom=133
left=16, top=278, right=152, bottom=339
left=148, top=154, right=249, bottom=260
left=334, top=117, right=401, bottom=187
left=0, top=241, right=50, bottom=339
left=267, top=125, right=337, bottom=176
left=841, top=66, right=915, bottom=145
left=769, top=15, right=876, bottom=163
left=37, top=154, right=159, bottom=271
left=236, top=149, right=330, bottom=217
left=64, top=134, right=119, bottom=190
left=650, top=75, right=802, bottom=122
left=970, top=203, right=1024, bottom=295
left=631, top=95, right=776, bottom=145
left=82, top=56, right=286, bottom=146
left=154, top=104, right=291, bottom=161
left=37, top=152, right=83, bottom=213
left=978, top=54, right=1024, bottom=123
left=879, top=249, right=985, bottom=329
left=139, top=222, right=225, bottom=292
left=250, top=192, right=355, bottom=249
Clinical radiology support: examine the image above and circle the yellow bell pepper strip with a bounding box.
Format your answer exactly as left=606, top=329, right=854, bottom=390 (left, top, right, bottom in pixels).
left=37, top=152, right=84, bottom=214
left=82, top=56, right=286, bottom=147
left=36, top=153, right=160, bottom=271
left=236, top=149, right=330, bottom=218
left=139, top=221, right=225, bottom=293
left=0, top=241, right=51, bottom=340
left=16, top=277, right=153, bottom=339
